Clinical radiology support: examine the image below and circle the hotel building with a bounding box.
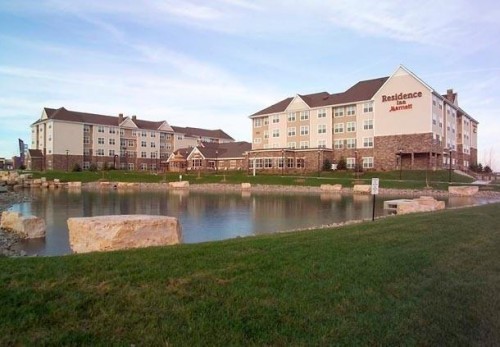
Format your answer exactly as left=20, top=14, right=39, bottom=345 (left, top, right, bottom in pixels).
left=249, top=65, right=478, bottom=172
left=30, top=107, right=234, bottom=171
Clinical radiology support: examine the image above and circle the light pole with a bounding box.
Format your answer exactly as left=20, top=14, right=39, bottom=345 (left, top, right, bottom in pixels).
left=399, top=149, right=403, bottom=180
left=449, top=149, right=453, bottom=182
left=354, top=150, right=358, bottom=179
left=65, top=149, right=69, bottom=172
left=113, top=154, right=118, bottom=169
left=281, top=149, right=284, bottom=176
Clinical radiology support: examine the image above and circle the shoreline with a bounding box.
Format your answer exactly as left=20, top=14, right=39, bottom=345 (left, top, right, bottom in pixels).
left=0, top=190, right=31, bottom=257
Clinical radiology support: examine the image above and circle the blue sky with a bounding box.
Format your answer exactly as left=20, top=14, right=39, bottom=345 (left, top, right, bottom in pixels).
left=1, top=0, right=499, bottom=169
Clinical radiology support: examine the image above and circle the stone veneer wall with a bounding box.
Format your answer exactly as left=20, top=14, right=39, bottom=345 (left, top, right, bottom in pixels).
left=373, top=133, right=441, bottom=170
left=47, top=154, right=84, bottom=171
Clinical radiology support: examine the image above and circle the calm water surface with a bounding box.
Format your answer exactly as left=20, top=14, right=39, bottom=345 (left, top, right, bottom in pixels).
left=8, top=189, right=487, bottom=256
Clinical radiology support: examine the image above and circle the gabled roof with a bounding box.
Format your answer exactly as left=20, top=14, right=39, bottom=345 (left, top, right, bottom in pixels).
left=32, top=107, right=175, bottom=131
left=171, top=126, right=234, bottom=141
left=192, top=141, right=251, bottom=159
left=250, top=77, right=389, bottom=117
left=28, top=149, right=43, bottom=158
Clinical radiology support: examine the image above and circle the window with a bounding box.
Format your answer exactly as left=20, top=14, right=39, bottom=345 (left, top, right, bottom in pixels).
left=264, top=117, right=269, bottom=126
left=151, top=142, right=156, bottom=148
left=346, top=105, right=356, bottom=116
left=346, top=138, right=356, bottom=149
left=177, top=135, right=183, bottom=140
left=334, top=140, right=343, bottom=149
left=254, top=138, right=261, bottom=144
left=287, top=127, right=296, bottom=137
left=109, top=127, right=116, bottom=134
left=334, top=123, right=344, bottom=133
left=318, top=124, right=327, bottom=134
left=120, top=129, right=124, bottom=136
left=109, top=149, right=115, bottom=156
left=128, top=140, right=134, bottom=147
left=109, top=138, right=115, bottom=145
left=287, top=112, right=296, bottom=122
left=254, top=118, right=262, bottom=127
left=300, top=126, right=309, bottom=136
left=363, top=137, right=374, bottom=148
left=264, top=158, right=273, bottom=168
left=84, top=136, right=90, bottom=144
left=141, top=163, right=148, bottom=171
left=98, top=137, right=104, bottom=145
left=300, top=111, right=309, bottom=121
left=98, top=126, right=105, bottom=133
left=346, top=158, right=355, bottom=169
left=362, top=157, right=374, bottom=169
left=317, top=109, right=327, bottom=118
left=84, top=126, right=90, bottom=133
left=132, top=130, right=137, bottom=136
left=299, top=141, right=309, bottom=149
left=96, top=149, right=104, bottom=156
left=363, top=102, right=373, bottom=113
left=363, top=119, right=373, bottom=130
left=287, top=158, right=295, bottom=168
left=346, top=122, right=356, bottom=132
left=150, top=132, right=156, bottom=137
left=296, top=159, right=305, bottom=168
left=272, top=114, right=280, bottom=123
left=141, top=141, right=147, bottom=147
left=264, top=130, right=269, bottom=139
left=141, top=151, right=147, bottom=158
left=272, top=129, right=280, bottom=138
left=128, top=163, right=134, bottom=170
left=287, top=142, right=296, bottom=149
left=318, top=140, right=326, bottom=148
left=141, top=131, right=147, bottom=137
left=334, top=107, right=344, bottom=117
left=151, top=152, right=157, bottom=159
left=83, top=162, right=90, bottom=170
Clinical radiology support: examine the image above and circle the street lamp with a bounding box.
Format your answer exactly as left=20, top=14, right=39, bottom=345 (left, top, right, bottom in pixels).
left=354, top=150, right=358, bottom=179
left=215, top=150, right=218, bottom=173
left=399, top=149, right=403, bottom=180
left=281, top=149, right=284, bottom=176
left=113, top=154, right=118, bottom=169
left=65, top=149, right=69, bottom=172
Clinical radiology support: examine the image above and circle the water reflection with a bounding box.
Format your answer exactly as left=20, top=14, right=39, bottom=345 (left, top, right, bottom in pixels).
left=8, top=189, right=493, bottom=256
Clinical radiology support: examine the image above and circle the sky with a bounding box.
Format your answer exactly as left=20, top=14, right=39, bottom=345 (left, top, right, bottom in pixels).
left=0, top=0, right=499, bottom=170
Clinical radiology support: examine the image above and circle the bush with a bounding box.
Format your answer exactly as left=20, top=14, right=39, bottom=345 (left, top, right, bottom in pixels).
left=322, top=159, right=332, bottom=171
left=484, top=165, right=492, bottom=173
left=72, top=163, right=82, bottom=172
left=88, top=163, right=98, bottom=172
left=337, top=157, right=347, bottom=170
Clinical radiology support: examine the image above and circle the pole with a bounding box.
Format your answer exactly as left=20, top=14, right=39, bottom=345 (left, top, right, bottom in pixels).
left=372, top=194, right=376, bottom=221
left=66, top=149, right=69, bottom=172
left=449, top=150, right=452, bottom=182
left=281, top=150, right=284, bottom=176
left=215, top=150, right=218, bottom=173
left=317, top=150, right=320, bottom=177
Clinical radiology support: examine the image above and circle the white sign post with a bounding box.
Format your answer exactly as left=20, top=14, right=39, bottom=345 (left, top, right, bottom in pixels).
left=371, top=178, right=379, bottom=221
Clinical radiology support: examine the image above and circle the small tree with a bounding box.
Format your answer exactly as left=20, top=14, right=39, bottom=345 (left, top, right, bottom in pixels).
left=88, top=163, right=98, bottom=172
left=72, top=163, right=82, bottom=172
left=322, top=159, right=332, bottom=171
left=484, top=165, right=492, bottom=173
left=337, top=157, right=347, bottom=170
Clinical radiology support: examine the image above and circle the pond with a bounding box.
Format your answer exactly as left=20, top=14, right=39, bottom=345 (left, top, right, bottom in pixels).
left=8, top=189, right=487, bottom=256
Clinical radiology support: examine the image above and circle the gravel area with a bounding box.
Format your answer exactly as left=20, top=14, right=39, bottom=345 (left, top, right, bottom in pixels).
left=0, top=189, right=30, bottom=257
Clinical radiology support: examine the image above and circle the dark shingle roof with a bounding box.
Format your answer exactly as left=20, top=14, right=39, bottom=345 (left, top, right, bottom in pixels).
left=171, top=126, right=234, bottom=141
left=196, top=141, right=251, bottom=159
left=28, top=149, right=43, bottom=158
left=250, top=77, right=389, bottom=117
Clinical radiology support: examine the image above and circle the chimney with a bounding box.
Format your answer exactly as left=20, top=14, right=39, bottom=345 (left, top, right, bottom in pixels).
left=446, top=89, right=454, bottom=101
left=132, top=115, right=137, bottom=122
left=118, top=113, right=123, bottom=124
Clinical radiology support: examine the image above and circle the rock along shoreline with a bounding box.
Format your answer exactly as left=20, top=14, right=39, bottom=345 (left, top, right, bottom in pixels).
left=0, top=190, right=31, bottom=257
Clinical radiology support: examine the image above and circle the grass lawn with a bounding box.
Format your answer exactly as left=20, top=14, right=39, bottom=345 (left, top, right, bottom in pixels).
left=1, top=203, right=499, bottom=345
left=28, top=169, right=485, bottom=191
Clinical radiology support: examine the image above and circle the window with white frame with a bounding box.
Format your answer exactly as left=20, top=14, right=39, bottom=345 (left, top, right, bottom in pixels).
left=272, top=114, right=280, bottom=123
left=317, top=124, right=327, bottom=134
left=334, top=140, right=343, bottom=149
left=300, top=126, right=309, bottom=135
left=362, top=157, right=374, bottom=169
left=264, top=130, right=269, bottom=139
left=334, top=123, right=344, bottom=133
left=287, top=112, right=296, bottom=122
left=346, top=122, right=356, bottom=132
left=264, top=158, right=273, bottom=168
left=318, top=140, right=326, bottom=148
left=151, top=152, right=157, bottom=159
left=264, top=117, right=269, bottom=125
left=141, top=163, right=148, bottom=171
left=363, top=137, right=374, bottom=148
left=287, top=127, right=296, bottom=137
left=96, top=149, right=104, bottom=156
left=287, top=142, right=296, bottom=149
left=98, top=126, right=105, bottom=133
left=346, top=105, right=356, bottom=116
left=128, top=163, right=134, bottom=170
left=299, top=141, right=309, bottom=149
left=363, top=119, right=373, bottom=130
left=98, top=137, right=104, bottom=145
left=109, top=127, right=116, bottom=134
left=84, top=136, right=90, bottom=144
left=109, top=149, right=115, bottom=156
left=296, top=158, right=305, bottom=168
left=254, top=137, right=261, bottom=144
left=317, top=109, right=327, bottom=118
left=300, top=111, right=309, bottom=121
left=128, top=140, right=134, bottom=147
left=141, top=151, right=147, bottom=158
left=84, top=126, right=90, bottom=133
left=141, top=141, right=147, bottom=147
left=150, top=142, right=156, bottom=148
left=83, top=162, right=90, bottom=170
left=150, top=131, right=156, bottom=137
left=363, top=102, right=373, bottom=113
left=109, top=138, right=115, bottom=145
left=346, top=157, right=355, bottom=169
left=272, top=129, right=280, bottom=138
left=254, top=118, right=262, bottom=127
left=83, top=149, right=90, bottom=156
left=120, top=129, right=124, bottom=136
left=334, top=107, right=344, bottom=117
left=141, top=131, right=147, bottom=137
left=346, top=138, right=356, bottom=149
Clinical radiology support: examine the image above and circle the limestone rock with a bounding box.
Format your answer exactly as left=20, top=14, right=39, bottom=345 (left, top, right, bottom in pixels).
left=99, top=181, right=111, bottom=188
left=67, top=181, right=82, bottom=189
left=169, top=181, right=189, bottom=189
left=1, top=211, right=46, bottom=238
left=320, top=184, right=342, bottom=192
left=241, top=183, right=251, bottom=190
left=67, top=215, right=182, bottom=253
left=353, top=184, right=371, bottom=194
left=448, top=186, right=479, bottom=196
left=390, top=196, right=445, bottom=215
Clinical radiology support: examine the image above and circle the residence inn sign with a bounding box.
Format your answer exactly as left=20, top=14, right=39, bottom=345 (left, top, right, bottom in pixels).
left=382, top=91, right=423, bottom=112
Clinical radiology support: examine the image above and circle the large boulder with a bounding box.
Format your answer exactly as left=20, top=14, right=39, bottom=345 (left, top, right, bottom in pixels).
left=169, top=181, right=189, bottom=189
left=320, top=184, right=342, bottom=192
left=67, top=181, right=82, bottom=189
left=1, top=211, right=46, bottom=238
left=391, top=196, right=445, bottom=215
left=241, top=183, right=251, bottom=190
left=448, top=186, right=479, bottom=196
left=67, top=215, right=182, bottom=253
left=353, top=184, right=371, bottom=194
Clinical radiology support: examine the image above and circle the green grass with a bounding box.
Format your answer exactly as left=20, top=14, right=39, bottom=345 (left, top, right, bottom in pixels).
left=28, top=169, right=479, bottom=190
left=1, top=203, right=500, bottom=345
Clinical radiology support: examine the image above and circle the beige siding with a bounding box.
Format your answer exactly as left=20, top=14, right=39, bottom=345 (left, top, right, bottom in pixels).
left=52, top=121, right=84, bottom=155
